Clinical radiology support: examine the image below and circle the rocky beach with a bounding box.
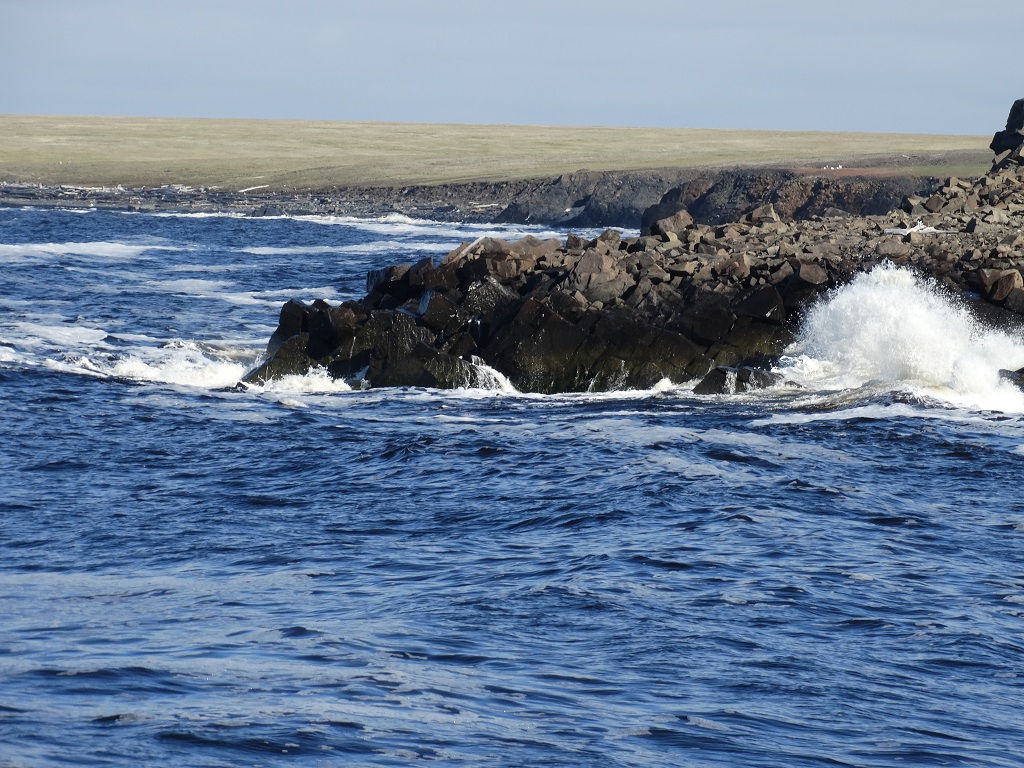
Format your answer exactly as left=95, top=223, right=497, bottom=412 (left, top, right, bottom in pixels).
left=244, top=101, right=1024, bottom=394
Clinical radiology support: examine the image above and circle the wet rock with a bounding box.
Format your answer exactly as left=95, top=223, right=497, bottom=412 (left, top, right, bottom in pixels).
left=693, top=365, right=784, bottom=395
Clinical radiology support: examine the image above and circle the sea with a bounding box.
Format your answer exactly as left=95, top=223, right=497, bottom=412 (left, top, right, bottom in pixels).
left=2, top=204, right=1023, bottom=768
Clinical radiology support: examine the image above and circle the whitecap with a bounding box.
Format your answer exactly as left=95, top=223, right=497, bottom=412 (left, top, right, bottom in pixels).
left=0, top=241, right=176, bottom=261
left=8, top=321, right=111, bottom=350
left=776, top=264, right=1024, bottom=413
left=244, top=367, right=354, bottom=395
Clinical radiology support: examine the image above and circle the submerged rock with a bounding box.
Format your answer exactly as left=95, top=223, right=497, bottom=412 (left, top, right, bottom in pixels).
left=692, top=365, right=785, bottom=395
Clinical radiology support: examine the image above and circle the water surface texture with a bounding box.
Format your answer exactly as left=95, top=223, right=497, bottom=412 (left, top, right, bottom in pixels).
left=2, top=207, right=1023, bottom=768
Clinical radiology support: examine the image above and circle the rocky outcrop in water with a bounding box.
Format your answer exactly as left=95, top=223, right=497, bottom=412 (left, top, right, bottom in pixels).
left=245, top=127, right=1024, bottom=393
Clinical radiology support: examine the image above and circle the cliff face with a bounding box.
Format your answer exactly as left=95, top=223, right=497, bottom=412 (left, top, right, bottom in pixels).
left=245, top=146, right=1024, bottom=393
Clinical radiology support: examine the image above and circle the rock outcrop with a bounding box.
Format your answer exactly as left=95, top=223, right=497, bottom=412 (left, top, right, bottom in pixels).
left=990, top=98, right=1024, bottom=156
left=0, top=168, right=950, bottom=230
left=246, top=113, right=1024, bottom=393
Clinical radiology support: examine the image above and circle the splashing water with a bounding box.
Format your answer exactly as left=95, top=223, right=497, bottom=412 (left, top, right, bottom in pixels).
left=779, top=264, right=1024, bottom=411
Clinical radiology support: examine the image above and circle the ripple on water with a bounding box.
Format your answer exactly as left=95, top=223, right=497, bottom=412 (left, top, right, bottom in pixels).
left=2, top=207, right=1024, bottom=767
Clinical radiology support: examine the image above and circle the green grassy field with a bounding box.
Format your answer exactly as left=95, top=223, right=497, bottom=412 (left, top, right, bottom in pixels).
left=0, top=115, right=992, bottom=191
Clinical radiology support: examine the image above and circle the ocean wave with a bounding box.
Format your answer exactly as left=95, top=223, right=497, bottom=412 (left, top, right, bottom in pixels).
left=239, top=242, right=453, bottom=256
left=0, top=241, right=176, bottom=261
left=145, top=279, right=344, bottom=307
left=71, top=340, right=252, bottom=389
left=776, top=264, right=1024, bottom=413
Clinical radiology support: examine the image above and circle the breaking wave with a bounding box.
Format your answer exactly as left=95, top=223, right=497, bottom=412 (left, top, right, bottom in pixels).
left=778, top=264, right=1024, bottom=412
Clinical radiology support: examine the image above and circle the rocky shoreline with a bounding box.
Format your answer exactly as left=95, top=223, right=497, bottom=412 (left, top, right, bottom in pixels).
left=0, top=165, right=943, bottom=230
left=243, top=100, right=1024, bottom=394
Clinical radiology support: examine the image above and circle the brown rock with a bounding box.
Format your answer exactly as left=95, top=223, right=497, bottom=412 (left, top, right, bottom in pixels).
left=650, top=209, right=694, bottom=237
left=876, top=238, right=914, bottom=258
left=991, top=270, right=1023, bottom=302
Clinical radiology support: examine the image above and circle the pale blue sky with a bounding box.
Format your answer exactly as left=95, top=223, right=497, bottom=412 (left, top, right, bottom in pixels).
left=1, top=0, right=1018, bottom=134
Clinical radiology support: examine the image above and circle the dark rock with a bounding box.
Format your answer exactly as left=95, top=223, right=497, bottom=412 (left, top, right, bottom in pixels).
left=366, top=264, right=411, bottom=295
left=999, top=367, right=1024, bottom=390
left=742, top=203, right=781, bottom=224
left=266, top=299, right=310, bottom=358
left=1004, top=287, right=1024, bottom=315
left=693, top=365, right=784, bottom=395
left=990, top=98, right=1024, bottom=156
left=246, top=333, right=314, bottom=383
left=876, top=238, right=914, bottom=258
left=734, top=285, right=785, bottom=323
left=418, top=291, right=463, bottom=332
left=778, top=260, right=830, bottom=310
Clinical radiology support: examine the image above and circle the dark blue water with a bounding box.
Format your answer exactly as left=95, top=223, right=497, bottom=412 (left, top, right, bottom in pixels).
left=2, top=206, right=1024, bottom=768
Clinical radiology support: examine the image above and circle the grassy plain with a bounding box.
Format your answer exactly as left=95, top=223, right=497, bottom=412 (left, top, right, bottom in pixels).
left=0, top=114, right=992, bottom=191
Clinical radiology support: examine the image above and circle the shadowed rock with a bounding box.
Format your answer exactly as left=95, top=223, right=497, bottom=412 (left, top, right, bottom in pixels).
left=990, top=98, right=1024, bottom=156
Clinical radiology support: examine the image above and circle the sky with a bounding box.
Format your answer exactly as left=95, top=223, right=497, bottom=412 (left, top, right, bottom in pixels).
left=1, top=0, right=1019, bottom=135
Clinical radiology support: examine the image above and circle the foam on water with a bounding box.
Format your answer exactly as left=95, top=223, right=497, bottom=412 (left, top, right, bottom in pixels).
left=1, top=318, right=254, bottom=389
left=56, top=340, right=251, bottom=389
left=0, top=240, right=175, bottom=262
left=778, top=264, right=1024, bottom=412
left=244, top=367, right=354, bottom=396
left=144, top=278, right=344, bottom=307
left=240, top=242, right=453, bottom=256
left=291, top=212, right=624, bottom=241
left=10, top=321, right=110, bottom=350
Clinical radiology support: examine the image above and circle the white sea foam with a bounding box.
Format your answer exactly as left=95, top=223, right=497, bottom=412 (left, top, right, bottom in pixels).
left=244, top=367, right=354, bottom=396
left=9, top=321, right=111, bottom=350
left=0, top=241, right=175, bottom=262
left=292, top=213, right=621, bottom=241
left=137, top=211, right=250, bottom=220
left=461, top=358, right=519, bottom=394
left=144, top=277, right=343, bottom=307
left=68, top=340, right=252, bottom=389
left=150, top=277, right=233, bottom=294
left=777, top=264, right=1024, bottom=413
left=240, top=242, right=452, bottom=256
left=2, top=318, right=255, bottom=389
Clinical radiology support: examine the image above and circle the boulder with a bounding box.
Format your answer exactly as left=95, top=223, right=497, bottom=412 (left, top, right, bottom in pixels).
left=990, top=98, right=1024, bottom=156
left=649, top=209, right=694, bottom=237
left=990, top=270, right=1023, bottom=303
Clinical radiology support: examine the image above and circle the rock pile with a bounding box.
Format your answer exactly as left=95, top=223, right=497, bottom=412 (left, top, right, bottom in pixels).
left=246, top=101, right=1024, bottom=393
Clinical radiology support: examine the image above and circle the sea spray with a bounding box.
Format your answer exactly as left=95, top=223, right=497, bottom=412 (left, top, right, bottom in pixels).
left=779, top=264, right=1024, bottom=410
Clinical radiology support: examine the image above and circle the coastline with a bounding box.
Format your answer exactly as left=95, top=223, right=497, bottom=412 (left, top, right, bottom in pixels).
left=244, top=149, right=1024, bottom=393
left=0, top=164, right=963, bottom=230
left=0, top=114, right=990, bottom=228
